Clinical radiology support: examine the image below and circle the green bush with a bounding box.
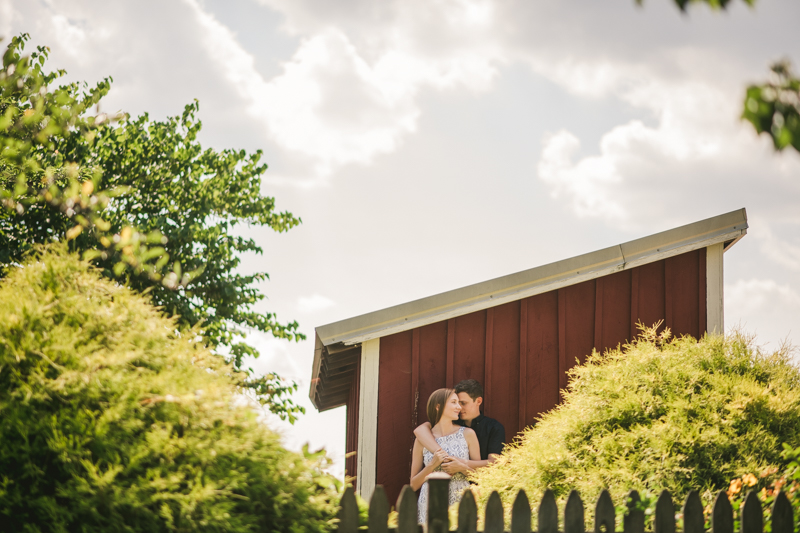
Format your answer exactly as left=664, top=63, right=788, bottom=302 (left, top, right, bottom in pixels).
left=0, top=246, right=338, bottom=532
left=473, top=326, right=800, bottom=525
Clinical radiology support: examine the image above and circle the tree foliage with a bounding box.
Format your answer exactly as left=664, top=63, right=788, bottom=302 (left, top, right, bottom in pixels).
left=472, top=327, right=800, bottom=525
left=642, top=0, right=800, bottom=155
left=638, top=0, right=753, bottom=11
left=0, top=34, right=304, bottom=421
left=0, top=246, right=338, bottom=532
left=743, top=61, right=800, bottom=153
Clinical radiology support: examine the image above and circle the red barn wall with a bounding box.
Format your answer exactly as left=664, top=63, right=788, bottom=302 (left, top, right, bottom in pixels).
left=344, top=357, right=360, bottom=482
left=373, top=249, right=708, bottom=505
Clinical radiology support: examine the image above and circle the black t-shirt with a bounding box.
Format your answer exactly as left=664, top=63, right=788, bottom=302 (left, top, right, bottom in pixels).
left=456, top=414, right=505, bottom=460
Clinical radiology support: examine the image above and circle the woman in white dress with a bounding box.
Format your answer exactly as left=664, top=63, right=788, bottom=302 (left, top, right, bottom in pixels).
left=410, top=388, right=481, bottom=524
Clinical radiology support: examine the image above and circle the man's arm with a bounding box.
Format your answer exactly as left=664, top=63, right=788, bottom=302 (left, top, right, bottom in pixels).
left=442, top=457, right=489, bottom=474
left=443, top=420, right=506, bottom=474
left=413, top=421, right=442, bottom=453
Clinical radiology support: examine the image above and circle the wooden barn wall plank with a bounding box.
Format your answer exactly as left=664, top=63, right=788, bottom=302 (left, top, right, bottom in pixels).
left=452, top=310, right=487, bottom=387
left=630, top=267, right=640, bottom=338
left=446, top=319, right=456, bottom=388
left=633, top=260, right=666, bottom=335
left=597, top=270, right=632, bottom=350
left=418, top=321, right=448, bottom=425
left=558, top=290, right=567, bottom=395
left=374, top=250, right=713, bottom=505
left=525, top=291, right=559, bottom=429
left=665, top=249, right=701, bottom=339
left=376, top=331, right=413, bottom=505
left=484, top=309, right=494, bottom=412
left=560, top=280, right=597, bottom=377
left=411, top=329, right=420, bottom=430
left=699, top=247, right=708, bottom=335
left=344, top=356, right=361, bottom=484
left=489, top=301, right=520, bottom=437
left=594, top=277, right=605, bottom=350
left=519, top=298, right=528, bottom=428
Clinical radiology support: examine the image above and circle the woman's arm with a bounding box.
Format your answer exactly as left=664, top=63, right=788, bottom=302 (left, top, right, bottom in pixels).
left=410, top=439, right=447, bottom=491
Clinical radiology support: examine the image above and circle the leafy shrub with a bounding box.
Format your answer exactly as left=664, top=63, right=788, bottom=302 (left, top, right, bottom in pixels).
left=0, top=246, right=338, bottom=532
left=472, top=326, right=800, bottom=527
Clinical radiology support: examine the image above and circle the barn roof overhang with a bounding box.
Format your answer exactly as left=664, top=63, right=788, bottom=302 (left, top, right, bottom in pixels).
left=310, top=208, right=748, bottom=411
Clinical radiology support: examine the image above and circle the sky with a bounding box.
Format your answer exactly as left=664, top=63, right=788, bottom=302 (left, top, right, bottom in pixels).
left=4, top=0, right=800, bottom=478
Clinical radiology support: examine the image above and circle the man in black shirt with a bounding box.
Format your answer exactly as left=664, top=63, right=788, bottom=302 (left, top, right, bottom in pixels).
left=413, top=379, right=505, bottom=474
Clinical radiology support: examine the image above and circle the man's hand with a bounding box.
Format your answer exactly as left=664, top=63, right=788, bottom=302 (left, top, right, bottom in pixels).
left=431, top=449, right=448, bottom=468
left=441, top=456, right=470, bottom=475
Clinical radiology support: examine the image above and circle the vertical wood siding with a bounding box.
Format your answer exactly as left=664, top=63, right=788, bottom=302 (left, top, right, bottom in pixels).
left=374, top=249, right=707, bottom=505
left=375, top=331, right=413, bottom=500
left=344, top=356, right=360, bottom=483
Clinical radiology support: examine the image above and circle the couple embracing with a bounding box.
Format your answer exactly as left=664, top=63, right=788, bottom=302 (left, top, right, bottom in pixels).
left=409, top=379, right=505, bottom=523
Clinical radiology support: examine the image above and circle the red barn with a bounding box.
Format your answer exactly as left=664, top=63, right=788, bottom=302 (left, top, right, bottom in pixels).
left=309, top=209, right=748, bottom=505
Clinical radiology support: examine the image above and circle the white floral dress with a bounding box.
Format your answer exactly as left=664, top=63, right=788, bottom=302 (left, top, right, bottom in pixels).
left=417, top=426, right=471, bottom=524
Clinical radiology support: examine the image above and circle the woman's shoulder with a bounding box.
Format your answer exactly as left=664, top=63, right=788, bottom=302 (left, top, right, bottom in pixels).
left=461, top=427, right=476, bottom=438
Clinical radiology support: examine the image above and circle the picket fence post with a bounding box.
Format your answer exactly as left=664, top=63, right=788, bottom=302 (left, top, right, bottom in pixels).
left=564, top=490, right=584, bottom=533
left=335, top=480, right=797, bottom=533
left=396, top=485, right=420, bottom=533
left=485, top=491, right=504, bottom=533
left=457, top=490, right=478, bottom=533
left=368, top=486, right=390, bottom=533
left=623, top=490, right=644, bottom=533
left=594, top=490, right=614, bottom=533
left=511, top=489, right=532, bottom=533
left=683, top=491, right=704, bottom=533
left=337, top=486, right=359, bottom=533
left=428, top=473, right=451, bottom=533
left=539, top=489, right=559, bottom=533
left=655, top=490, right=675, bottom=533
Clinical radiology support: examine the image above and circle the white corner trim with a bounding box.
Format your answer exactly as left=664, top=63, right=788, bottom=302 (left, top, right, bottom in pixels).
left=356, top=338, right=380, bottom=500
left=707, top=243, right=724, bottom=335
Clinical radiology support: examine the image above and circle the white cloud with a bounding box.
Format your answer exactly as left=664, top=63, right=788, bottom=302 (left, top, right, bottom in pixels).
left=49, top=14, right=88, bottom=63
left=749, top=217, right=800, bottom=271
left=186, top=0, right=506, bottom=177
left=297, top=294, right=335, bottom=314
left=535, top=68, right=800, bottom=231
left=538, top=129, right=625, bottom=220
left=526, top=57, right=651, bottom=100
left=726, top=278, right=800, bottom=348
left=246, top=334, right=304, bottom=383
left=188, top=0, right=417, bottom=175
left=257, top=30, right=420, bottom=174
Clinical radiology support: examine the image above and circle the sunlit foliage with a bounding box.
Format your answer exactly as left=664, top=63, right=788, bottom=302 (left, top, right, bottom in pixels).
left=0, top=246, right=338, bottom=532
left=473, top=326, right=800, bottom=526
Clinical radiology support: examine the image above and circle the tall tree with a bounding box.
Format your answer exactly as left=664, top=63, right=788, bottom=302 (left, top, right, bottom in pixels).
left=0, top=34, right=305, bottom=421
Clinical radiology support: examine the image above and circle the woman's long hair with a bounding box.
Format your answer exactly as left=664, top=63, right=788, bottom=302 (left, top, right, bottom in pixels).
left=426, top=388, right=456, bottom=427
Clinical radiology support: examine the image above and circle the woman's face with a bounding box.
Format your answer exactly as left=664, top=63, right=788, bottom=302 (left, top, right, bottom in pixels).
left=441, top=393, right=461, bottom=421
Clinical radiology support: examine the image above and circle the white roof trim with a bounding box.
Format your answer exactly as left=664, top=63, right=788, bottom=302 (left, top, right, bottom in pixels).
left=316, top=209, right=747, bottom=347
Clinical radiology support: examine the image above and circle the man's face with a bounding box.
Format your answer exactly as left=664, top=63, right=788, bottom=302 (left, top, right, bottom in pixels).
left=457, top=392, right=482, bottom=421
